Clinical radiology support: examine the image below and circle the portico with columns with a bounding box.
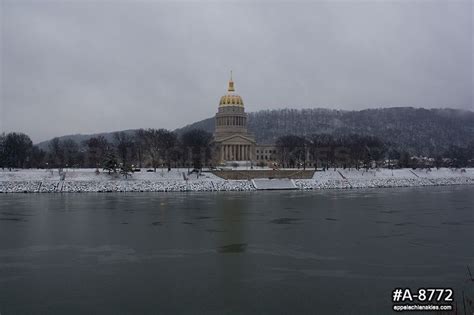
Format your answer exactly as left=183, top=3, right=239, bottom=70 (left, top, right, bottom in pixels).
left=217, top=136, right=255, bottom=163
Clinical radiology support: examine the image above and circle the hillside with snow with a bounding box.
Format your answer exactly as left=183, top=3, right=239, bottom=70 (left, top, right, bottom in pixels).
left=178, top=107, right=474, bottom=155
left=36, top=107, right=474, bottom=156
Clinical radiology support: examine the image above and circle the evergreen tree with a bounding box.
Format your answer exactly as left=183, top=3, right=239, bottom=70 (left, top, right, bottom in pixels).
left=103, top=152, right=118, bottom=174
left=120, top=163, right=133, bottom=179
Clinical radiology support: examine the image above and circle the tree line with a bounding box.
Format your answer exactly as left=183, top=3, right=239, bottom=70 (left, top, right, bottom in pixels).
left=0, top=130, right=473, bottom=171
left=0, top=129, right=214, bottom=171
left=275, top=133, right=474, bottom=169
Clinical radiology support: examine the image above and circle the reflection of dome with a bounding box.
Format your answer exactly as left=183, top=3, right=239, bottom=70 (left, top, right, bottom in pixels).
left=218, top=73, right=244, bottom=107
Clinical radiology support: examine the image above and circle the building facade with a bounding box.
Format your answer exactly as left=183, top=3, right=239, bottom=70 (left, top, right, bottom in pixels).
left=213, top=74, right=280, bottom=166
left=255, top=145, right=277, bottom=163
left=213, top=75, right=257, bottom=164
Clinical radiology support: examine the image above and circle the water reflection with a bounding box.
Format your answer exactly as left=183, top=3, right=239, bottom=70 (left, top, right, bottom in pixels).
left=270, top=217, right=301, bottom=224
left=0, top=186, right=472, bottom=314
left=218, top=243, right=248, bottom=253
left=215, top=193, right=248, bottom=251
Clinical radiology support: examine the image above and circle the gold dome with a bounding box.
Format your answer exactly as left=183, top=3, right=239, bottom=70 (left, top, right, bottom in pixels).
left=219, top=94, right=244, bottom=106
left=218, top=72, right=244, bottom=107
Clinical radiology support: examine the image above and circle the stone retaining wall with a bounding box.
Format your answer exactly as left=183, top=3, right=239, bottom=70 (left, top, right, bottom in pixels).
left=0, top=176, right=472, bottom=193
left=212, top=170, right=315, bottom=180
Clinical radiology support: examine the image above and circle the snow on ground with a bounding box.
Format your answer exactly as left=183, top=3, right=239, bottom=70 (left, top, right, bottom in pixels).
left=0, top=168, right=221, bottom=182
left=295, top=167, right=473, bottom=190
left=0, top=168, right=472, bottom=193
left=0, top=168, right=252, bottom=193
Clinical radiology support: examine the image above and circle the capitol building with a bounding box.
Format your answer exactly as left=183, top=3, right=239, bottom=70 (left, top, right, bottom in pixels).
left=213, top=74, right=276, bottom=165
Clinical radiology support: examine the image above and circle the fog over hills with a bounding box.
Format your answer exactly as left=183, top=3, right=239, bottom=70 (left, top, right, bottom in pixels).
left=36, top=107, right=474, bottom=156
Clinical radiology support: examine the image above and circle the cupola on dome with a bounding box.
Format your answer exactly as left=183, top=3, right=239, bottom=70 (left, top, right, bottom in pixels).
left=219, top=74, right=244, bottom=107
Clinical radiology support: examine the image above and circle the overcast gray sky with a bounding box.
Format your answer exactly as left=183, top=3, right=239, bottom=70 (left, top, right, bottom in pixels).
left=1, top=0, right=472, bottom=143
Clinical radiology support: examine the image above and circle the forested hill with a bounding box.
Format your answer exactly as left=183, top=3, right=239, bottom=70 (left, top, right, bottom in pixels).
left=35, top=129, right=138, bottom=151
left=176, top=107, right=474, bottom=155
left=36, top=107, right=473, bottom=156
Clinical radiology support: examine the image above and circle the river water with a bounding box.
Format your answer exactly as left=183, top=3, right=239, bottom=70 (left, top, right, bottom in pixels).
left=0, top=186, right=473, bottom=314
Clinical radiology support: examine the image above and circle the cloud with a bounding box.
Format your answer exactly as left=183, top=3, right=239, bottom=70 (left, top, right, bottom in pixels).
left=1, top=0, right=472, bottom=142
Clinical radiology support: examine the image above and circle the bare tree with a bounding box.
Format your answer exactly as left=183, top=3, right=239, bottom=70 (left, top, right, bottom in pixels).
left=48, top=138, right=64, bottom=168
left=84, top=136, right=109, bottom=168
left=0, top=133, right=5, bottom=170
left=142, top=129, right=177, bottom=171
left=114, top=132, right=134, bottom=167
left=62, top=139, right=81, bottom=168
left=2, top=132, right=33, bottom=169
left=134, top=129, right=147, bottom=168
left=142, top=129, right=161, bottom=171
left=276, top=135, right=305, bottom=168
left=180, top=129, right=213, bottom=170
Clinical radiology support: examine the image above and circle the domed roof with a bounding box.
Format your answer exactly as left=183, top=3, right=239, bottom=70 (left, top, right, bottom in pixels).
left=219, top=73, right=244, bottom=107
left=219, top=94, right=244, bottom=106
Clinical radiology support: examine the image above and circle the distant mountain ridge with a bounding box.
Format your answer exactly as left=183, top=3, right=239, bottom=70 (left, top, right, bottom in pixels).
left=36, top=107, right=474, bottom=156
left=35, top=129, right=137, bottom=151
left=177, top=107, right=474, bottom=155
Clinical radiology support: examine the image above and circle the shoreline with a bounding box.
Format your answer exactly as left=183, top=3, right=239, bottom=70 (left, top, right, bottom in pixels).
left=1, top=168, right=473, bottom=193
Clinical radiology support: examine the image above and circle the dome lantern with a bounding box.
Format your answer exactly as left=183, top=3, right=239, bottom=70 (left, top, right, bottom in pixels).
left=228, top=70, right=235, bottom=92
left=219, top=71, right=244, bottom=107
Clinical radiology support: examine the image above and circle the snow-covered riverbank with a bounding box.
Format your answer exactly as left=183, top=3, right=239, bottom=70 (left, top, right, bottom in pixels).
left=296, top=167, right=474, bottom=189
left=0, top=168, right=472, bottom=193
